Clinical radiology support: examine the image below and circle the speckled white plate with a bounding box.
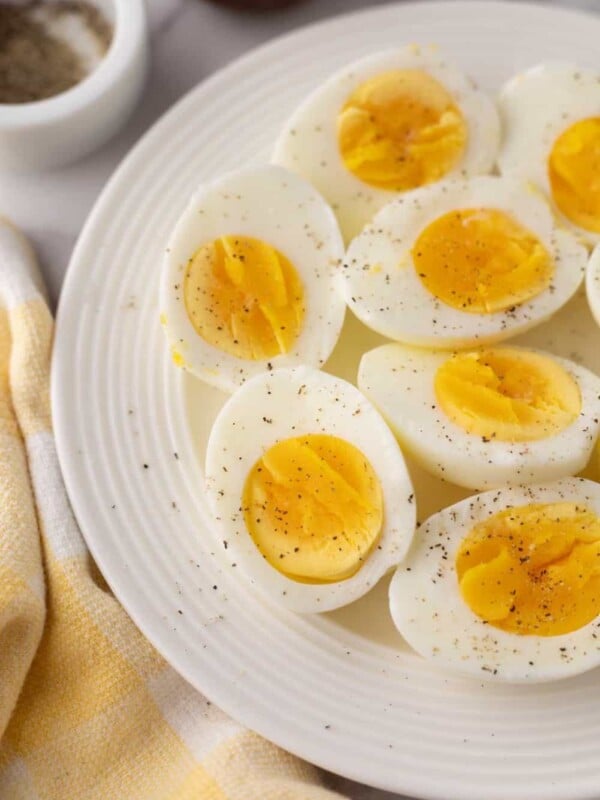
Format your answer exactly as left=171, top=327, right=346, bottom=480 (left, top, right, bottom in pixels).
left=52, top=3, right=600, bottom=798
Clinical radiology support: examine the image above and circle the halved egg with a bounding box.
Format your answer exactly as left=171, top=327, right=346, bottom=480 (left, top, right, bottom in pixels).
left=498, top=62, right=600, bottom=245
left=342, top=175, right=587, bottom=347
left=204, top=366, right=416, bottom=612
left=359, top=342, right=600, bottom=490
left=390, top=479, right=600, bottom=682
left=160, top=165, right=346, bottom=392
left=273, top=45, right=500, bottom=241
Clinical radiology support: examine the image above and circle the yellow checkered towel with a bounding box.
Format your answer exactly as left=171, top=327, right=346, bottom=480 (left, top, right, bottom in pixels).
left=0, top=219, right=347, bottom=800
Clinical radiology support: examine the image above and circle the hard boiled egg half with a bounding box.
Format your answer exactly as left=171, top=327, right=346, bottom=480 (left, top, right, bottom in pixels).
left=273, top=45, right=500, bottom=241
left=390, top=479, right=600, bottom=682
left=342, top=176, right=587, bottom=347
left=359, top=343, right=600, bottom=490
left=205, top=366, right=416, bottom=612
left=498, top=63, right=600, bottom=246
left=160, top=165, right=346, bottom=393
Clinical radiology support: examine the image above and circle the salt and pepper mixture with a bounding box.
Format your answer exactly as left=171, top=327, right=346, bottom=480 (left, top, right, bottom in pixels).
left=0, top=2, right=112, bottom=104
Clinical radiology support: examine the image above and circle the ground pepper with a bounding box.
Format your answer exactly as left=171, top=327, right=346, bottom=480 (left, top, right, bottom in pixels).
left=0, top=2, right=112, bottom=104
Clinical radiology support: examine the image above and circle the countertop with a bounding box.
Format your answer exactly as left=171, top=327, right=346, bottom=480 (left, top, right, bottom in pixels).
left=1, top=1, right=597, bottom=797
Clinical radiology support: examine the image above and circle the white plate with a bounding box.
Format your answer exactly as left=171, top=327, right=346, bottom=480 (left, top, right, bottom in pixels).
left=53, top=3, right=600, bottom=798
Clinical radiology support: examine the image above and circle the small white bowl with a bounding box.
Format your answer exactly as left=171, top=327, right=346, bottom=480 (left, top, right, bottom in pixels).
left=0, top=0, right=148, bottom=171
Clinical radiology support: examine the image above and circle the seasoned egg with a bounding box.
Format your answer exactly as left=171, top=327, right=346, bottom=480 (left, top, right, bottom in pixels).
left=342, top=175, right=587, bottom=347
left=204, top=366, right=416, bottom=612
left=273, top=45, right=500, bottom=241
left=359, top=342, right=600, bottom=490
left=390, top=479, right=600, bottom=682
left=498, top=62, right=600, bottom=245
left=160, top=165, right=346, bottom=392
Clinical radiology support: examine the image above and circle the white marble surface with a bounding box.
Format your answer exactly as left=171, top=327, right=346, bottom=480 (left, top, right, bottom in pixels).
left=1, top=1, right=597, bottom=798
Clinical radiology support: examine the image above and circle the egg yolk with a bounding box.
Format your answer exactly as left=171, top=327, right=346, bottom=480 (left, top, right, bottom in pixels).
left=456, top=502, right=600, bottom=636
left=435, top=348, right=581, bottom=442
left=183, top=235, right=305, bottom=361
left=242, top=434, right=383, bottom=583
left=548, top=117, right=600, bottom=233
left=413, top=208, right=553, bottom=313
left=337, top=69, right=467, bottom=191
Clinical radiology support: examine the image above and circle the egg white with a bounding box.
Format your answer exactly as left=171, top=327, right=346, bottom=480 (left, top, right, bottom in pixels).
left=204, top=366, right=416, bottom=613
left=498, top=61, right=600, bottom=246
left=359, top=342, right=600, bottom=491
left=586, top=243, right=600, bottom=328
left=390, top=478, right=600, bottom=683
left=160, top=164, right=346, bottom=393
left=272, top=45, right=500, bottom=241
left=342, top=175, right=587, bottom=347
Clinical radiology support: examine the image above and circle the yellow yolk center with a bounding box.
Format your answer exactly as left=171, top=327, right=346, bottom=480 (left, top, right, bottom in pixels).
left=456, top=503, right=600, bottom=636
left=435, top=348, right=581, bottom=442
left=242, top=434, right=384, bottom=583
left=337, top=69, right=467, bottom=191
left=413, top=208, right=553, bottom=314
left=183, top=235, right=305, bottom=361
left=548, top=117, right=600, bottom=233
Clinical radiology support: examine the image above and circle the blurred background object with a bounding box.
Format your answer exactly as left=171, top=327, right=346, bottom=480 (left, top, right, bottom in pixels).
left=206, top=0, right=303, bottom=9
